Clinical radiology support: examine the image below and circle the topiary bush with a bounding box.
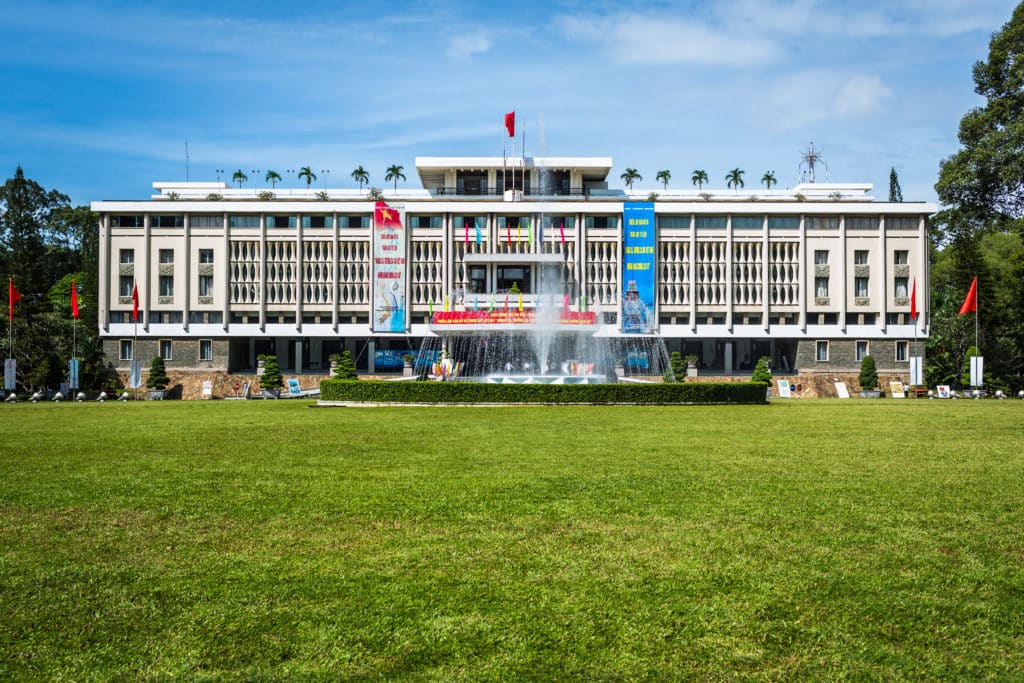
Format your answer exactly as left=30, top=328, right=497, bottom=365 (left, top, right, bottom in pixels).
left=665, top=352, right=685, bottom=383
left=260, top=355, right=283, bottom=390
left=320, top=380, right=769, bottom=405
left=751, top=356, right=772, bottom=384
left=146, top=356, right=169, bottom=389
left=859, top=354, right=878, bottom=391
left=333, top=350, right=359, bottom=380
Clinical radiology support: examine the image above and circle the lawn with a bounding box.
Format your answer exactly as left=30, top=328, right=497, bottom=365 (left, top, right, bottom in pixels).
left=1, top=399, right=1022, bottom=680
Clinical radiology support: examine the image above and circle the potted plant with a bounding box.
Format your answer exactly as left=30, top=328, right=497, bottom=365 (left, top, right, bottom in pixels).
left=684, top=354, right=700, bottom=377
left=403, top=353, right=415, bottom=377
left=859, top=354, right=882, bottom=398
left=332, top=350, right=359, bottom=380
left=146, top=356, right=169, bottom=400
left=260, top=355, right=283, bottom=398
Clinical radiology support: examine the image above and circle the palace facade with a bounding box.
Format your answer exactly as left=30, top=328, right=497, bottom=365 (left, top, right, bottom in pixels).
left=92, top=156, right=934, bottom=378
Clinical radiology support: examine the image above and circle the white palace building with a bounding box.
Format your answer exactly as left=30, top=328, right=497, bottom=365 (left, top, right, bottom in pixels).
left=92, top=155, right=934, bottom=380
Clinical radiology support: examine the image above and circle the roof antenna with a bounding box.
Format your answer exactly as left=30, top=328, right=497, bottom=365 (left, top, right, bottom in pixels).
left=799, top=141, right=826, bottom=184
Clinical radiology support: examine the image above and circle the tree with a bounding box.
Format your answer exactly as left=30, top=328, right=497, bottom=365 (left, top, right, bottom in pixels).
left=858, top=354, right=878, bottom=391
left=761, top=171, right=777, bottom=190
left=332, top=350, right=359, bottom=380
left=351, top=166, right=370, bottom=190
left=385, top=165, right=406, bottom=191
left=935, top=4, right=1024, bottom=235
left=656, top=169, right=671, bottom=189
left=265, top=170, right=282, bottom=188
left=752, top=356, right=772, bottom=384
left=620, top=168, right=641, bottom=190
left=232, top=170, right=248, bottom=188
left=889, top=167, right=903, bottom=202
left=726, top=168, right=745, bottom=191
left=665, top=351, right=685, bottom=382
left=297, top=166, right=317, bottom=188
left=146, top=355, right=169, bottom=390
left=260, top=355, right=283, bottom=390
left=691, top=169, right=708, bottom=190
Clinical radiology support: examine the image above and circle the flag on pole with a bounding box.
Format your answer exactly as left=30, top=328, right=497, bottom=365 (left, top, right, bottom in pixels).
left=562, top=293, right=570, bottom=315
left=517, top=220, right=522, bottom=243
left=909, top=279, right=917, bottom=321
left=504, top=111, right=515, bottom=138
left=464, top=222, right=469, bottom=246
left=559, top=222, right=566, bottom=245
left=8, top=279, right=20, bottom=321
left=443, top=296, right=449, bottom=312
left=958, top=276, right=978, bottom=315
left=524, top=218, right=531, bottom=247
left=71, top=279, right=80, bottom=319
left=507, top=220, right=511, bottom=246
left=518, top=292, right=523, bottom=311
left=132, top=283, right=140, bottom=321
left=475, top=221, right=482, bottom=245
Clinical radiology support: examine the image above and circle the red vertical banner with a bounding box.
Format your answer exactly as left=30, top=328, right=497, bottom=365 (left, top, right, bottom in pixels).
left=909, top=279, right=917, bottom=320
left=504, top=111, right=515, bottom=137
left=71, top=279, right=80, bottom=319
left=8, top=279, right=20, bottom=321
left=131, top=283, right=139, bottom=321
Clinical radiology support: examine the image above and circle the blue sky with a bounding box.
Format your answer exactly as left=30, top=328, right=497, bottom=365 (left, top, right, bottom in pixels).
left=0, top=0, right=1017, bottom=205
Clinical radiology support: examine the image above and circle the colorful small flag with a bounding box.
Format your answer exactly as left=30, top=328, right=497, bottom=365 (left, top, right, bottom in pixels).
left=909, top=279, right=917, bottom=321
left=475, top=222, right=482, bottom=245
left=580, top=294, right=586, bottom=312
left=71, top=279, right=79, bottom=320
left=8, top=279, right=20, bottom=321
left=524, top=218, right=532, bottom=247
left=562, top=293, right=570, bottom=314
left=504, top=111, right=515, bottom=138
left=443, top=296, right=449, bottom=312
left=464, top=222, right=469, bottom=246
left=429, top=300, right=434, bottom=318
left=507, top=221, right=511, bottom=246
left=504, top=295, right=509, bottom=311
left=518, top=292, right=523, bottom=312
left=559, top=222, right=566, bottom=245
left=132, top=283, right=139, bottom=322
left=958, top=276, right=977, bottom=315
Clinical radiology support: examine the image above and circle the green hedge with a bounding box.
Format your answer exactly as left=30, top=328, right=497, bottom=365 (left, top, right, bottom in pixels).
left=320, top=380, right=768, bottom=405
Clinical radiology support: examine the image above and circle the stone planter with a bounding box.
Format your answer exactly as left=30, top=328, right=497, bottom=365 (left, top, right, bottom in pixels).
left=403, top=360, right=414, bottom=377
left=260, top=388, right=280, bottom=399
left=147, top=389, right=166, bottom=401
left=686, top=362, right=698, bottom=378
left=257, top=360, right=265, bottom=376
left=859, top=390, right=883, bottom=398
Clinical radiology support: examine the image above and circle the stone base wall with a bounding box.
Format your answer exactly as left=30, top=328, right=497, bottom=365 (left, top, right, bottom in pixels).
left=110, top=370, right=329, bottom=400
left=686, top=372, right=911, bottom=398
left=102, top=338, right=230, bottom=372
left=796, top=339, right=925, bottom=373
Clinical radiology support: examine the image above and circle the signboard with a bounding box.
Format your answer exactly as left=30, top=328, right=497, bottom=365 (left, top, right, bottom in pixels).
left=4, top=358, right=16, bottom=391
left=909, top=356, right=923, bottom=386
left=834, top=381, right=850, bottom=398
left=937, top=385, right=951, bottom=398
left=890, top=381, right=905, bottom=397
left=202, top=380, right=213, bottom=398
left=431, top=310, right=597, bottom=326
left=970, top=355, right=984, bottom=387
left=373, top=349, right=440, bottom=371
left=129, top=359, right=142, bottom=389
left=372, top=201, right=407, bottom=333
left=622, top=202, right=656, bottom=333
left=776, top=379, right=791, bottom=397
left=69, top=359, right=80, bottom=390
left=287, top=378, right=302, bottom=396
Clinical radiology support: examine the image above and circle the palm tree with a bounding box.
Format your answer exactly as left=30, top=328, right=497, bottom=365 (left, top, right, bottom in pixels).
left=620, top=168, right=642, bottom=190
left=265, top=170, right=281, bottom=188
left=761, top=171, right=777, bottom=190
left=656, top=169, right=671, bottom=189
left=691, top=169, right=708, bottom=190
left=297, top=166, right=317, bottom=188
left=232, top=169, right=248, bottom=188
left=385, top=164, right=406, bottom=190
left=351, top=166, right=370, bottom=190
left=726, top=168, right=745, bottom=191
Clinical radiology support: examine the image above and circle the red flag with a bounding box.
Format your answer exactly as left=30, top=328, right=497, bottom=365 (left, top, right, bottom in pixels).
left=132, top=283, right=139, bottom=322
left=958, top=276, right=977, bottom=315
left=559, top=222, right=566, bottom=245
left=8, top=279, right=20, bottom=321
left=71, top=279, right=80, bottom=320
left=374, top=201, right=402, bottom=228
left=909, top=278, right=917, bottom=321
left=504, top=111, right=515, bottom=138
left=562, top=293, right=570, bottom=314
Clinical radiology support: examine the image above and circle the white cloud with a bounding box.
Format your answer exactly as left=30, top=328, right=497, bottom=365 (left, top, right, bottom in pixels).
left=832, top=75, right=891, bottom=118
left=447, top=31, right=493, bottom=59
left=760, top=70, right=891, bottom=131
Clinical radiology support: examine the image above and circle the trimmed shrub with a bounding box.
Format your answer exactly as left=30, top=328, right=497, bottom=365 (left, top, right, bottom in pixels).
left=665, top=352, right=685, bottom=383
left=260, top=355, right=283, bottom=390
left=320, top=380, right=769, bottom=405
left=859, top=354, right=878, bottom=391
left=333, top=350, right=358, bottom=380
left=146, top=356, right=169, bottom=389
left=751, top=356, right=772, bottom=384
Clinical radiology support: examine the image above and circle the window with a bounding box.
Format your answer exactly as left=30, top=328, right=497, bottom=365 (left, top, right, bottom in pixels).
left=887, top=216, right=918, bottom=230
left=229, top=215, right=260, bottom=228
left=160, top=340, right=172, bottom=361
left=731, top=216, right=762, bottom=229
left=806, top=216, right=839, bottom=230
left=816, top=340, right=829, bottom=362
left=151, top=215, right=183, bottom=228
left=266, top=215, right=296, bottom=228
left=657, top=216, right=690, bottom=229
left=846, top=216, right=878, bottom=230
left=854, top=250, right=869, bottom=265
left=894, top=250, right=908, bottom=265
left=894, top=276, right=909, bottom=298
left=408, top=215, right=441, bottom=229
left=339, top=215, right=368, bottom=228
left=855, top=276, right=869, bottom=297
left=694, top=215, right=727, bottom=229
left=191, top=215, right=223, bottom=228
left=119, top=276, right=134, bottom=297
left=814, top=250, right=828, bottom=265
left=468, top=265, right=487, bottom=293
left=896, top=341, right=908, bottom=362
left=199, top=249, right=214, bottom=264
left=767, top=216, right=799, bottom=229
left=496, top=265, right=531, bottom=293
left=111, top=215, right=143, bottom=227
left=159, top=249, right=174, bottom=264
left=199, top=339, right=213, bottom=361
left=302, top=215, right=333, bottom=228
left=856, top=340, right=869, bottom=361
left=119, top=249, right=134, bottom=264
left=198, top=274, right=214, bottom=296
left=815, top=276, right=829, bottom=297
left=585, top=215, right=614, bottom=229
left=159, top=275, right=174, bottom=297
left=119, top=339, right=133, bottom=360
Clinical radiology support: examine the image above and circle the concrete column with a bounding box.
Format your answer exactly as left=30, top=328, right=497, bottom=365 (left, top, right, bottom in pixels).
left=99, top=214, right=110, bottom=332
left=689, top=213, right=697, bottom=332
left=763, top=215, right=771, bottom=332
left=182, top=213, right=191, bottom=332
left=725, top=215, right=733, bottom=332
left=798, top=214, right=807, bottom=332
left=839, top=215, right=847, bottom=333
left=143, top=214, right=151, bottom=332
left=878, top=216, right=887, bottom=334
left=259, top=214, right=267, bottom=331
left=367, top=339, right=376, bottom=373
left=222, top=212, right=230, bottom=332
left=295, top=213, right=303, bottom=333
left=332, top=212, right=339, bottom=332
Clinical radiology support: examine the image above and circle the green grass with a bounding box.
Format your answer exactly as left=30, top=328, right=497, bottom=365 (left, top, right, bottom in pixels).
left=1, top=399, right=1023, bottom=680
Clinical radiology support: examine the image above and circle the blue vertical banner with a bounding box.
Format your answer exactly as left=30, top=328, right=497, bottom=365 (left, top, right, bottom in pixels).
left=622, top=202, right=656, bottom=333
